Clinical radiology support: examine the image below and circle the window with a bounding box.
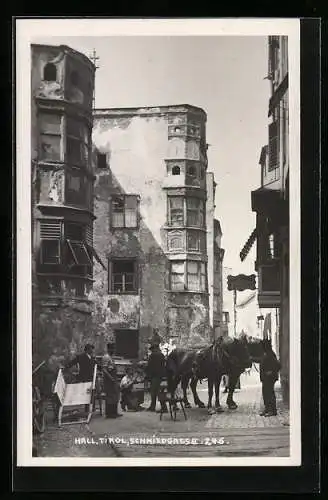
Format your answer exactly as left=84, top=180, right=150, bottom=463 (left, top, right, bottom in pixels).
left=170, top=261, right=207, bottom=292
left=187, top=232, right=199, bottom=251
left=97, top=153, right=107, bottom=169
left=168, top=197, right=184, bottom=226
left=187, top=261, right=206, bottom=291
left=187, top=198, right=204, bottom=227
left=223, top=312, right=230, bottom=325
left=187, top=165, right=197, bottom=177
left=268, top=120, right=278, bottom=171
left=170, top=261, right=185, bottom=291
left=172, top=165, right=181, bottom=175
left=39, top=219, right=62, bottom=265
left=39, top=113, right=61, bottom=161
left=65, top=222, right=92, bottom=268
left=66, top=171, right=87, bottom=206
left=38, top=220, right=103, bottom=276
left=43, top=63, right=57, bottom=82
left=110, top=260, right=137, bottom=293
left=112, top=195, right=138, bottom=228
left=66, top=117, right=90, bottom=167
left=41, top=240, right=61, bottom=264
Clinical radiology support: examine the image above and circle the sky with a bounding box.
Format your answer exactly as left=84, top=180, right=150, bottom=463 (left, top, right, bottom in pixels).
left=34, top=35, right=270, bottom=275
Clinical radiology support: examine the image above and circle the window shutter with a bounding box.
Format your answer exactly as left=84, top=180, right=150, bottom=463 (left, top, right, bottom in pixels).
left=40, top=220, right=61, bottom=239
left=268, top=121, right=278, bottom=171
left=85, top=224, right=93, bottom=246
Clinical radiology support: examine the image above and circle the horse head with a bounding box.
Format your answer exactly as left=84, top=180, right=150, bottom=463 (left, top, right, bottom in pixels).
left=245, top=337, right=265, bottom=363
left=226, top=337, right=252, bottom=371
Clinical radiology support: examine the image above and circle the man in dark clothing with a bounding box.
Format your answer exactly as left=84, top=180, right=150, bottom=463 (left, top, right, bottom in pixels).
left=102, top=342, right=122, bottom=418
left=259, top=339, right=281, bottom=417
left=64, top=343, right=96, bottom=383
left=146, top=344, right=168, bottom=413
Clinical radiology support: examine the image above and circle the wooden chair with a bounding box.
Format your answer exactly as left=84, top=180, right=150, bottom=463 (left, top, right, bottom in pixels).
left=159, top=388, right=187, bottom=421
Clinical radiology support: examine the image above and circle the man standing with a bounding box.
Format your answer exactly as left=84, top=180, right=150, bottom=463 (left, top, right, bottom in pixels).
left=64, top=343, right=96, bottom=383
left=102, top=342, right=122, bottom=419
left=259, top=339, right=281, bottom=417
left=146, top=344, right=168, bottom=413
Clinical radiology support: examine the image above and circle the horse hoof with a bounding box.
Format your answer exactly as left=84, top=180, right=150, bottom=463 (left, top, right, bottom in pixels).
left=184, top=402, right=192, bottom=409
left=208, top=408, right=216, bottom=415
left=198, top=402, right=206, bottom=409
left=227, top=403, right=238, bottom=410
left=215, top=407, right=224, bottom=413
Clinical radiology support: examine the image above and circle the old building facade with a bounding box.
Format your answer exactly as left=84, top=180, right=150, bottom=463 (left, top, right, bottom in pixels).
left=91, top=105, right=223, bottom=359
left=206, top=173, right=225, bottom=339
left=31, top=44, right=97, bottom=365
left=240, top=36, right=289, bottom=404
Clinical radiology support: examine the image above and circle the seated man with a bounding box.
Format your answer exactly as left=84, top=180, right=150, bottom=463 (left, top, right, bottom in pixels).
left=120, top=367, right=144, bottom=411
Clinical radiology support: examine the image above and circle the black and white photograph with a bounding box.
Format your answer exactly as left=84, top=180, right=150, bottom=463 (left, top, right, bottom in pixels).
left=16, top=18, right=301, bottom=467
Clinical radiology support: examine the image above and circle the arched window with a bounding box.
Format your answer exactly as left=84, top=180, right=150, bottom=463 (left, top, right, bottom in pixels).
left=187, top=165, right=196, bottom=177
left=172, top=165, right=180, bottom=175
left=43, top=63, right=57, bottom=82
left=70, top=70, right=79, bottom=86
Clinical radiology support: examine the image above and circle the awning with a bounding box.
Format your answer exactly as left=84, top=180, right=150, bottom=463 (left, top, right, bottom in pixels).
left=268, top=74, right=288, bottom=117
left=240, top=228, right=257, bottom=262
left=251, top=187, right=281, bottom=215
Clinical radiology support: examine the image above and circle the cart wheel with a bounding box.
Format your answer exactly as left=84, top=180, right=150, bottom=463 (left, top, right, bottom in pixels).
left=33, top=409, right=46, bottom=434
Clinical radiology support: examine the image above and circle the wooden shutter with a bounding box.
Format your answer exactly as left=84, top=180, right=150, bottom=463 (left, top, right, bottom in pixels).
left=40, top=220, right=62, bottom=239
left=268, top=121, right=278, bottom=171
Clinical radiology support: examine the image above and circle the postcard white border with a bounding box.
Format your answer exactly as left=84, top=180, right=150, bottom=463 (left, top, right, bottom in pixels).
left=16, top=18, right=301, bottom=467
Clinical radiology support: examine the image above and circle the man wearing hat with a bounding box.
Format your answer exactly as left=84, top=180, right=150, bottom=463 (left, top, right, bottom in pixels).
left=102, top=342, right=122, bottom=418
left=145, top=343, right=168, bottom=413
left=259, top=339, right=281, bottom=417
left=64, top=343, right=96, bottom=383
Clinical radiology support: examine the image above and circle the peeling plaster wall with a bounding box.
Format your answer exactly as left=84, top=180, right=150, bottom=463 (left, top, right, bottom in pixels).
left=92, top=114, right=169, bottom=357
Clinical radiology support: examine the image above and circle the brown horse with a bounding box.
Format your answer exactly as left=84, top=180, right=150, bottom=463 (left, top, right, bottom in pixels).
left=166, top=336, right=252, bottom=412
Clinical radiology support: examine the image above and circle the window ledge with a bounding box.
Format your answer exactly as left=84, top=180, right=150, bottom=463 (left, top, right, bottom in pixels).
left=108, top=291, right=139, bottom=296
left=37, top=272, right=94, bottom=281
left=37, top=204, right=96, bottom=219
left=163, top=225, right=207, bottom=232
left=165, top=289, right=209, bottom=295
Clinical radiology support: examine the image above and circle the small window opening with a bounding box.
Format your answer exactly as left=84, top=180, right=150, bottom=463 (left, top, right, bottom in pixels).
left=187, top=165, right=196, bottom=177
left=43, top=63, right=57, bottom=82
left=172, top=165, right=180, bottom=176
left=97, top=153, right=107, bottom=169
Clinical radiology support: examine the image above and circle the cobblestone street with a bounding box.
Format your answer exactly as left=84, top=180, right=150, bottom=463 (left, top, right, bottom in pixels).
left=35, top=369, right=290, bottom=458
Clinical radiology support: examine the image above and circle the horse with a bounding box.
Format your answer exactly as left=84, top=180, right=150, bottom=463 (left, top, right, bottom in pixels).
left=166, top=336, right=252, bottom=413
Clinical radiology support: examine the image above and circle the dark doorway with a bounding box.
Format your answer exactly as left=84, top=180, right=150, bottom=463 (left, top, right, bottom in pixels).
left=114, top=330, right=139, bottom=359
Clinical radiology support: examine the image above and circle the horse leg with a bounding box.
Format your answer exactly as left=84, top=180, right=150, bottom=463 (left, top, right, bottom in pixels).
left=207, top=377, right=213, bottom=409
left=226, top=372, right=239, bottom=409
left=215, top=375, right=224, bottom=412
left=181, top=376, right=192, bottom=408
left=190, top=377, right=205, bottom=408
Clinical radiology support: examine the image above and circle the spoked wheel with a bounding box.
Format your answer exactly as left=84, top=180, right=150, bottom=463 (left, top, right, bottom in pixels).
left=33, top=409, right=46, bottom=434
left=33, top=387, right=46, bottom=434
